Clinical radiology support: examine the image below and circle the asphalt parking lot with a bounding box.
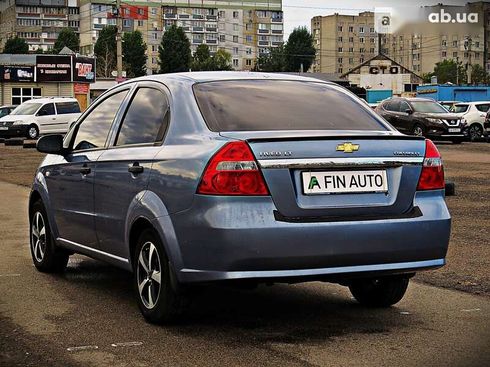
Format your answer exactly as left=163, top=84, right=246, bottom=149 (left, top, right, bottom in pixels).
left=0, top=141, right=489, bottom=367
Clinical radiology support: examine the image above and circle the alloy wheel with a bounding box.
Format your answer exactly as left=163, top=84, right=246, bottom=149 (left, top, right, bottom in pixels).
left=413, top=126, right=424, bottom=137
left=469, top=125, right=482, bottom=141
left=28, top=127, right=38, bottom=139
left=137, top=241, right=162, bottom=309
left=31, top=211, right=46, bottom=262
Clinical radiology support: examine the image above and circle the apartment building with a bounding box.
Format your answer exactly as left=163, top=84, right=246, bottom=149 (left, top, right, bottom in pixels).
left=311, top=12, right=378, bottom=74
left=0, top=0, right=80, bottom=53
left=381, top=3, right=486, bottom=76
left=78, top=0, right=284, bottom=73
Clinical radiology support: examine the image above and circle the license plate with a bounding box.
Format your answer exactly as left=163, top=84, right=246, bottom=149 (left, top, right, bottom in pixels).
left=302, top=170, right=388, bottom=195
left=448, top=128, right=461, bottom=133
left=0, top=127, right=8, bottom=130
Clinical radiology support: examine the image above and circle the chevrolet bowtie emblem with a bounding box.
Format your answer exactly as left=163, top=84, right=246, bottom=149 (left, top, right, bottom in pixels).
left=336, top=142, right=359, bottom=153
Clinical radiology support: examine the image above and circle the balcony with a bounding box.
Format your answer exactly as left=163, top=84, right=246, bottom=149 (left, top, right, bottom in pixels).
left=205, top=27, right=217, bottom=32
left=271, top=41, right=283, bottom=46
left=271, top=17, right=283, bottom=23
left=192, top=14, right=204, bottom=19
left=258, top=29, right=270, bottom=34
left=206, top=15, right=217, bottom=21
left=205, top=39, right=217, bottom=44
left=178, top=14, right=190, bottom=19
left=271, top=29, right=283, bottom=34
left=258, top=41, right=270, bottom=46
left=164, top=13, right=177, bottom=19
left=193, top=38, right=203, bottom=44
left=192, top=26, right=204, bottom=32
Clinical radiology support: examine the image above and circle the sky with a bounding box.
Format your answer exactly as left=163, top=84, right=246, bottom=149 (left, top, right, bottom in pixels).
left=282, top=0, right=470, bottom=38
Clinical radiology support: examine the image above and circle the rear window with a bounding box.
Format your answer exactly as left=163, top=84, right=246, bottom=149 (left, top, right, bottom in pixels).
left=193, top=80, right=387, bottom=132
left=451, top=104, right=469, bottom=113
left=56, top=102, right=81, bottom=114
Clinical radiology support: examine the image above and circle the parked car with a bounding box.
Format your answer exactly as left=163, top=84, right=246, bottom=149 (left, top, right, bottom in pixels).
left=0, top=97, right=81, bottom=139
left=30, top=72, right=450, bottom=323
left=439, top=101, right=461, bottom=111
left=0, top=105, right=17, bottom=119
left=485, top=110, right=490, bottom=138
left=449, top=101, right=490, bottom=141
left=376, top=97, right=466, bottom=143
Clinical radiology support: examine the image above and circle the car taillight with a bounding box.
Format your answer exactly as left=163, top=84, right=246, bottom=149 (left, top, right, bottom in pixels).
left=197, top=141, right=269, bottom=196
left=417, top=139, right=445, bottom=191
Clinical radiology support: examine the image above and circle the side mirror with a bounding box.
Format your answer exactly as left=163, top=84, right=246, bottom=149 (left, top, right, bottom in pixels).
left=405, top=109, right=413, bottom=115
left=36, top=134, right=64, bottom=155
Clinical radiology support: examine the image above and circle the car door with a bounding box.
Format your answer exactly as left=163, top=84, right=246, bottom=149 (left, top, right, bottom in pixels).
left=35, top=103, right=57, bottom=134
left=94, top=83, right=171, bottom=260
left=56, top=101, right=82, bottom=132
left=380, top=100, right=402, bottom=130
left=43, top=88, right=131, bottom=249
left=396, top=100, right=413, bottom=134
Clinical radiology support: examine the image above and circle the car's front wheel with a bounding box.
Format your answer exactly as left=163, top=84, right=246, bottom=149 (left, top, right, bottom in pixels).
left=30, top=201, right=69, bottom=273
left=412, top=124, right=425, bottom=137
left=134, top=228, right=186, bottom=324
left=349, top=276, right=409, bottom=307
left=468, top=124, right=483, bottom=142
left=27, top=124, right=39, bottom=140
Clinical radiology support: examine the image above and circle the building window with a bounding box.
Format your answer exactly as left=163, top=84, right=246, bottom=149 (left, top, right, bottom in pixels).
left=360, top=37, right=364, bottom=43
left=233, top=35, right=238, bottom=43
left=338, top=67, right=343, bottom=73
left=233, top=24, right=239, bottom=31
left=349, top=37, right=353, bottom=42
left=338, top=26, right=342, bottom=32
left=246, top=35, right=252, bottom=43
left=349, top=47, right=353, bottom=52
left=338, top=36, right=342, bottom=42
left=233, top=11, right=239, bottom=18
left=338, top=47, right=343, bottom=52
left=151, top=7, right=157, bottom=15
left=233, top=47, right=239, bottom=55
left=138, top=20, right=143, bottom=26
left=233, top=59, right=239, bottom=67
left=359, top=26, right=364, bottom=33
left=11, top=87, right=41, bottom=105
left=338, top=57, right=343, bottom=63
left=370, top=27, right=375, bottom=33
left=246, top=59, right=252, bottom=66
left=442, top=51, right=447, bottom=58
left=349, top=57, right=353, bottom=64
left=360, top=48, right=365, bottom=53
left=452, top=40, right=458, bottom=47
left=246, top=47, right=252, bottom=55
left=348, top=26, right=353, bottom=32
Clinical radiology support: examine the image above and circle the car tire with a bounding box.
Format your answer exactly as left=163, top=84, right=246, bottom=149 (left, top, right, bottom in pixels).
left=412, top=124, right=425, bottom=137
left=27, top=124, right=39, bottom=140
left=30, top=201, right=69, bottom=273
left=349, top=276, right=409, bottom=307
left=133, top=228, right=187, bottom=324
left=468, top=124, right=483, bottom=142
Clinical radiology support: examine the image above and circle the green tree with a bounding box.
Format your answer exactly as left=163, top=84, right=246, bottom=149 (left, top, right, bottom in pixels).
left=211, top=48, right=232, bottom=71
left=470, top=64, right=489, bottom=84
left=255, top=45, right=286, bottom=72
left=191, top=44, right=213, bottom=71
left=123, top=31, right=147, bottom=77
left=158, top=25, right=191, bottom=73
left=53, top=28, right=79, bottom=54
left=427, top=59, right=467, bottom=84
left=284, top=27, right=315, bottom=72
left=94, top=26, right=117, bottom=78
left=2, top=37, right=29, bottom=54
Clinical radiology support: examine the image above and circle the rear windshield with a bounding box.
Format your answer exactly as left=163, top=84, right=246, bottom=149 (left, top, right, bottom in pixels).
left=193, top=80, right=387, bottom=132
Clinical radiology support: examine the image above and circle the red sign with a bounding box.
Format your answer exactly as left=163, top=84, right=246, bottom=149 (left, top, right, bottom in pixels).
left=74, top=83, right=89, bottom=94
left=108, top=5, right=148, bottom=20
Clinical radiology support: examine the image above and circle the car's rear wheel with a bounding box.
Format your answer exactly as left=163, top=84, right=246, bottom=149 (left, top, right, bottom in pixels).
left=134, top=228, right=186, bottom=324
left=30, top=201, right=69, bottom=273
left=27, top=124, right=39, bottom=140
left=468, top=124, right=483, bottom=142
left=349, top=276, right=409, bottom=307
left=412, top=124, right=425, bottom=137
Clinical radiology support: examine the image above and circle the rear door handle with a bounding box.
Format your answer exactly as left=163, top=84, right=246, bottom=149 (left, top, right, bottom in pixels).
left=128, top=163, right=144, bottom=175
left=79, top=166, right=91, bottom=175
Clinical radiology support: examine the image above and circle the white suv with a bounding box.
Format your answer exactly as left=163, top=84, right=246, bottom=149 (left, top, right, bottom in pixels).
left=450, top=101, right=490, bottom=141
left=0, top=97, right=81, bottom=140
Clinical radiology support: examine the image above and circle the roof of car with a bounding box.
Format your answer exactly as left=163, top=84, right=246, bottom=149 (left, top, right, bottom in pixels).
left=23, top=97, right=78, bottom=104
left=0, top=105, right=17, bottom=109
left=121, top=71, right=333, bottom=86
left=454, top=101, right=490, bottom=105
left=385, top=97, right=435, bottom=102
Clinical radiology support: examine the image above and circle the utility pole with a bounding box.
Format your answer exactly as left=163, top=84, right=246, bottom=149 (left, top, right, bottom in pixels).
left=456, top=56, right=459, bottom=85
left=465, top=36, right=472, bottom=85
left=116, top=0, right=123, bottom=80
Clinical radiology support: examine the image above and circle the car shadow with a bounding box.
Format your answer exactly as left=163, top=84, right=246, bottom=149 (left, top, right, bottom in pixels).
left=57, top=255, right=413, bottom=345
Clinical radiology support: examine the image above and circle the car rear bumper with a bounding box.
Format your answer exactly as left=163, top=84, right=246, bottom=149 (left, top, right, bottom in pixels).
left=166, top=190, right=451, bottom=283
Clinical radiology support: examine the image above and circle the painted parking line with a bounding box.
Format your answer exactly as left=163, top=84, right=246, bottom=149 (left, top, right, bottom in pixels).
left=111, top=341, right=143, bottom=347
left=66, top=345, right=99, bottom=352
left=461, top=308, right=481, bottom=312
left=0, top=273, right=21, bottom=277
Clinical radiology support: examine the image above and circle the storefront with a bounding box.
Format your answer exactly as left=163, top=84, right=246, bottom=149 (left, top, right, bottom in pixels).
left=0, top=54, right=95, bottom=111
